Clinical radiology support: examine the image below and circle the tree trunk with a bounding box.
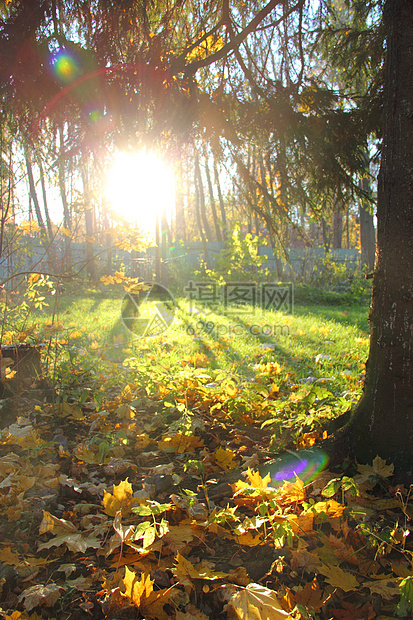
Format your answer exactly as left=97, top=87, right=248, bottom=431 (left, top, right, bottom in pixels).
left=37, top=156, right=54, bottom=243
left=343, top=0, right=413, bottom=475
left=203, top=147, right=222, bottom=242
left=175, top=153, right=186, bottom=242
left=194, top=153, right=213, bottom=243
left=359, top=151, right=376, bottom=271
left=194, top=160, right=210, bottom=268
left=58, top=126, right=72, bottom=272
left=213, top=160, right=227, bottom=240
left=24, top=145, right=46, bottom=236
left=332, top=208, right=342, bottom=249
left=81, top=162, right=96, bottom=281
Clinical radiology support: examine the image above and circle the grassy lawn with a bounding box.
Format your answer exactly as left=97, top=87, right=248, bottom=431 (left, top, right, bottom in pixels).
left=0, top=283, right=371, bottom=450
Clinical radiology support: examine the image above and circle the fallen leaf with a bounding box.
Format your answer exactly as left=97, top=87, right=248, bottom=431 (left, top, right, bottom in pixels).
left=331, top=600, right=375, bottom=619
left=317, top=563, right=359, bottom=592
left=226, top=583, right=291, bottom=619
left=19, top=584, right=61, bottom=612
left=283, top=578, right=327, bottom=613
left=121, top=566, right=170, bottom=620
left=173, top=553, right=228, bottom=583
left=236, top=531, right=264, bottom=547
left=357, top=456, right=394, bottom=482
left=103, top=478, right=134, bottom=517
left=215, top=446, right=238, bottom=470
left=363, top=578, right=401, bottom=600
left=158, top=433, right=204, bottom=454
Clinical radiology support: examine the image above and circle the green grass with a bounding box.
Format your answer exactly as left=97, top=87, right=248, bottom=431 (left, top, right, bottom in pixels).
left=2, top=284, right=370, bottom=448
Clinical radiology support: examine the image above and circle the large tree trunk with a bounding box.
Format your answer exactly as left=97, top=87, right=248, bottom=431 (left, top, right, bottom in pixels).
left=343, top=0, right=413, bottom=475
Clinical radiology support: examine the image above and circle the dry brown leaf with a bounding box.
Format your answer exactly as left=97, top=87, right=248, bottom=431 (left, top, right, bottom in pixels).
left=363, top=578, right=401, bottom=600
left=290, top=549, right=321, bottom=574
left=288, top=512, right=314, bottom=534
left=357, top=456, right=394, bottom=480
left=283, top=578, right=328, bottom=613
left=330, top=600, right=376, bottom=619
left=19, top=584, right=62, bottom=612
left=228, top=567, right=251, bottom=586
left=38, top=510, right=101, bottom=553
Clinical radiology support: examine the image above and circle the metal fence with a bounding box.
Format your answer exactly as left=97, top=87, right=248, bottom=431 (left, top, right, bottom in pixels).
left=0, top=238, right=361, bottom=286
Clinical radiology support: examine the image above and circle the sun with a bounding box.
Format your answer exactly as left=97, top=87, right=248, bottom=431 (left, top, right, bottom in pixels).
left=105, top=150, right=175, bottom=233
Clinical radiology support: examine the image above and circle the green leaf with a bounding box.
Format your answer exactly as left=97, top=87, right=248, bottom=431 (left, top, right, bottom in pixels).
left=132, top=501, right=172, bottom=516
left=321, top=478, right=342, bottom=498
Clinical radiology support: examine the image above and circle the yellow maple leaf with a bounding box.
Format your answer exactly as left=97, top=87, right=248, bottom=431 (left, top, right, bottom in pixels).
left=308, top=499, right=346, bottom=520
left=103, top=479, right=134, bottom=517
left=214, top=446, right=237, bottom=470
left=236, top=531, right=264, bottom=547
left=231, top=468, right=271, bottom=493
left=121, top=567, right=170, bottom=620
left=317, top=563, right=358, bottom=592
left=0, top=546, right=21, bottom=566
left=157, top=433, right=204, bottom=454
left=172, top=553, right=228, bottom=583
left=226, top=583, right=291, bottom=619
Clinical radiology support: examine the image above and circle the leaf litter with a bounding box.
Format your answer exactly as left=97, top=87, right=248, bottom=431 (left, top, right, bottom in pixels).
left=0, top=349, right=411, bottom=620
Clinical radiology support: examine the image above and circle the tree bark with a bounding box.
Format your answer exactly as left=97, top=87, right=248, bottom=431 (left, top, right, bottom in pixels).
left=332, top=208, right=342, bottom=249
left=342, top=0, right=413, bottom=476
left=24, top=145, right=46, bottom=236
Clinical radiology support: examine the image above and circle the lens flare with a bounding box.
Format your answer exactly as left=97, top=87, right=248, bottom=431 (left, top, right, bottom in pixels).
left=49, top=49, right=80, bottom=84
left=262, top=448, right=328, bottom=486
